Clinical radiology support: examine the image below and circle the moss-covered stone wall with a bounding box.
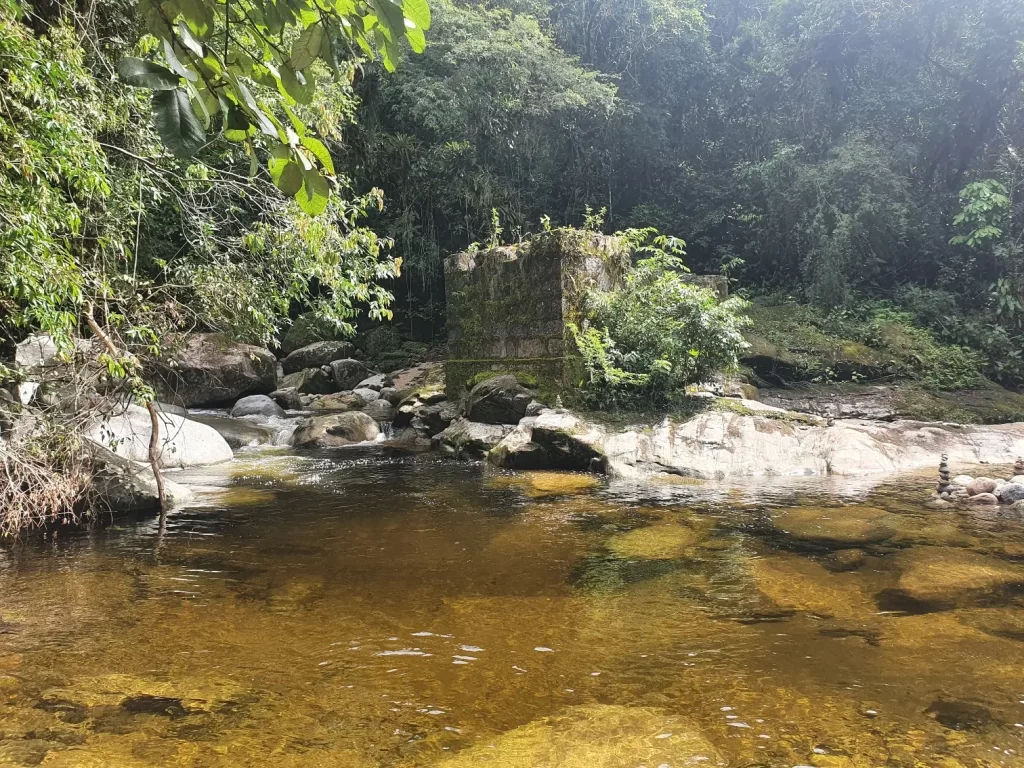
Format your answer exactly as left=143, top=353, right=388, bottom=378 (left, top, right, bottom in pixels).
left=444, top=230, right=627, bottom=402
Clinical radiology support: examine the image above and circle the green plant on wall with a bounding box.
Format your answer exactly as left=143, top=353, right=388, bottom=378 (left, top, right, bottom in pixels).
left=571, top=231, right=750, bottom=409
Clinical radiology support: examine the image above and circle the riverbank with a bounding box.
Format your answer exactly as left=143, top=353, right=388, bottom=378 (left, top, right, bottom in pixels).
left=10, top=318, right=1024, bottom=535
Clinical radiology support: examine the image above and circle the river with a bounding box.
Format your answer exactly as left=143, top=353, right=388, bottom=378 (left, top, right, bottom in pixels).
left=1, top=448, right=1023, bottom=766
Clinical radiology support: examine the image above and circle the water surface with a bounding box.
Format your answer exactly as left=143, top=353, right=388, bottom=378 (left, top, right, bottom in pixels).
left=1, top=449, right=1024, bottom=767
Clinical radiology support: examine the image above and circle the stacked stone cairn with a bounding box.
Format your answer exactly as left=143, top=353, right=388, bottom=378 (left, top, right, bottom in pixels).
left=930, top=454, right=1024, bottom=510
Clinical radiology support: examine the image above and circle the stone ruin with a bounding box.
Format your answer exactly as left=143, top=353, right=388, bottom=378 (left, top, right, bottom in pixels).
left=444, top=230, right=728, bottom=401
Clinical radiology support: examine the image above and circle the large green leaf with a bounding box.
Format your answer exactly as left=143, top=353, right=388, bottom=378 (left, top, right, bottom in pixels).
left=300, top=136, right=334, bottom=175
left=152, top=88, right=207, bottom=158
left=268, top=143, right=291, bottom=181
left=297, top=168, right=330, bottom=215
left=405, top=24, right=425, bottom=54
left=117, top=57, right=180, bottom=90
left=278, top=64, right=311, bottom=104
left=163, top=39, right=198, bottom=82
left=177, top=0, right=214, bottom=37
left=402, top=0, right=430, bottom=30
left=275, top=161, right=304, bottom=196
left=290, top=23, right=323, bottom=71
left=177, top=20, right=204, bottom=56
left=369, top=0, right=405, bottom=41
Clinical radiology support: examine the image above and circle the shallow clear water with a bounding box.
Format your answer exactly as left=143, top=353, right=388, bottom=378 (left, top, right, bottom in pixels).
left=2, top=449, right=1024, bottom=767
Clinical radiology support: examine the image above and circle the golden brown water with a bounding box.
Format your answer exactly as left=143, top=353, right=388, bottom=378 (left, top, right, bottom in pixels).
left=2, top=449, right=1024, bottom=767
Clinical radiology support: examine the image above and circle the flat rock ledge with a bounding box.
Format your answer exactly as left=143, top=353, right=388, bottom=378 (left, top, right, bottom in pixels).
left=488, top=400, right=1024, bottom=480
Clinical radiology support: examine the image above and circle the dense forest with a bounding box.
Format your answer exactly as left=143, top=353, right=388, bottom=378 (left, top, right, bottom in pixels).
left=4, top=0, right=1024, bottom=372
left=351, top=0, right=1024, bottom=382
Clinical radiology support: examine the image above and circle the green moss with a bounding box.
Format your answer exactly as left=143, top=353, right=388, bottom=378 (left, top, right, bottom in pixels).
left=710, top=396, right=822, bottom=425
left=895, top=380, right=1024, bottom=424
left=466, top=369, right=540, bottom=390
left=743, top=300, right=986, bottom=391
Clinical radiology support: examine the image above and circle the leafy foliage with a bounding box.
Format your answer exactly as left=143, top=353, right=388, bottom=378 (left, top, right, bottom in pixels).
left=118, top=0, right=430, bottom=211
left=571, top=233, right=750, bottom=409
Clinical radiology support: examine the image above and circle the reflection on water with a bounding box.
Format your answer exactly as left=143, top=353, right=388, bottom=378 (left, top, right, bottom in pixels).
left=2, top=448, right=1024, bottom=766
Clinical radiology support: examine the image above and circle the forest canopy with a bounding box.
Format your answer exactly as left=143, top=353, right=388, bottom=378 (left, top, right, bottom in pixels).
left=3, top=0, right=1024, bottom=384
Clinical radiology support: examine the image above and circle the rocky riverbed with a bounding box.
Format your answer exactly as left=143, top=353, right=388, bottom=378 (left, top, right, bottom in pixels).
left=12, top=331, right=1024, bottom=519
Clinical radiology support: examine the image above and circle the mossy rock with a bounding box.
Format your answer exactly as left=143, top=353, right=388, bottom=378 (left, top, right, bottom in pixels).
left=466, top=369, right=540, bottom=390
left=742, top=303, right=892, bottom=383
left=606, top=523, right=707, bottom=560
left=280, top=313, right=348, bottom=356
left=886, top=546, right=1024, bottom=610
left=772, top=505, right=895, bottom=547
left=488, top=471, right=600, bottom=497
left=436, top=704, right=723, bottom=768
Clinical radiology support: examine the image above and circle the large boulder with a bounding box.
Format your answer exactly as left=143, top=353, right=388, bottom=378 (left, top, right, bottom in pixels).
left=151, top=333, right=276, bottom=408
left=292, top=412, right=380, bottom=448
left=511, top=402, right=1024, bottom=481
left=488, top=411, right=605, bottom=471
left=281, top=341, right=355, bottom=375
left=280, top=368, right=334, bottom=395
left=363, top=399, right=396, bottom=422
left=230, top=394, right=286, bottom=419
left=14, top=334, right=60, bottom=369
left=435, top=418, right=513, bottom=459
left=355, top=373, right=391, bottom=392
left=999, top=483, right=1024, bottom=504
left=87, top=405, right=233, bottom=468
left=186, top=414, right=274, bottom=449
left=91, top=444, right=193, bottom=513
left=353, top=387, right=380, bottom=403
left=465, top=375, right=534, bottom=424
left=309, top=391, right=367, bottom=411
left=489, top=420, right=550, bottom=469
left=330, top=359, right=370, bottom=390
left=269, top=387, right=303, bottom=411
left=280, top=312, right=347, bottom=356
left=883, top=546, right=1024, bottom=610
left=13, top=334, right=95, bottom=405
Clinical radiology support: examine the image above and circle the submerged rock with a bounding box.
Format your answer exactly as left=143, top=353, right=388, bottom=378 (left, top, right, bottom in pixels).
left=292, top=412, right=379, bottom=448
left=750, top=551, right=875, bottom=619
left=887, top=547, right=1024, bottom=610
left=435, top=704, right=723, bottom=768
left=466, top=375, right=534, bottom=424
left=822, top=548, right=868, bottom=572
left=773, top=505, right=894, bottom=547
left=488, top=470, right=600, bottom=498
left=607, top=524, right=706, bottom=560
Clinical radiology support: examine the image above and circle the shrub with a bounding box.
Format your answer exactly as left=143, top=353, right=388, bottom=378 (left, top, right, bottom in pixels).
left=571, top=241, right=750, bottom=409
